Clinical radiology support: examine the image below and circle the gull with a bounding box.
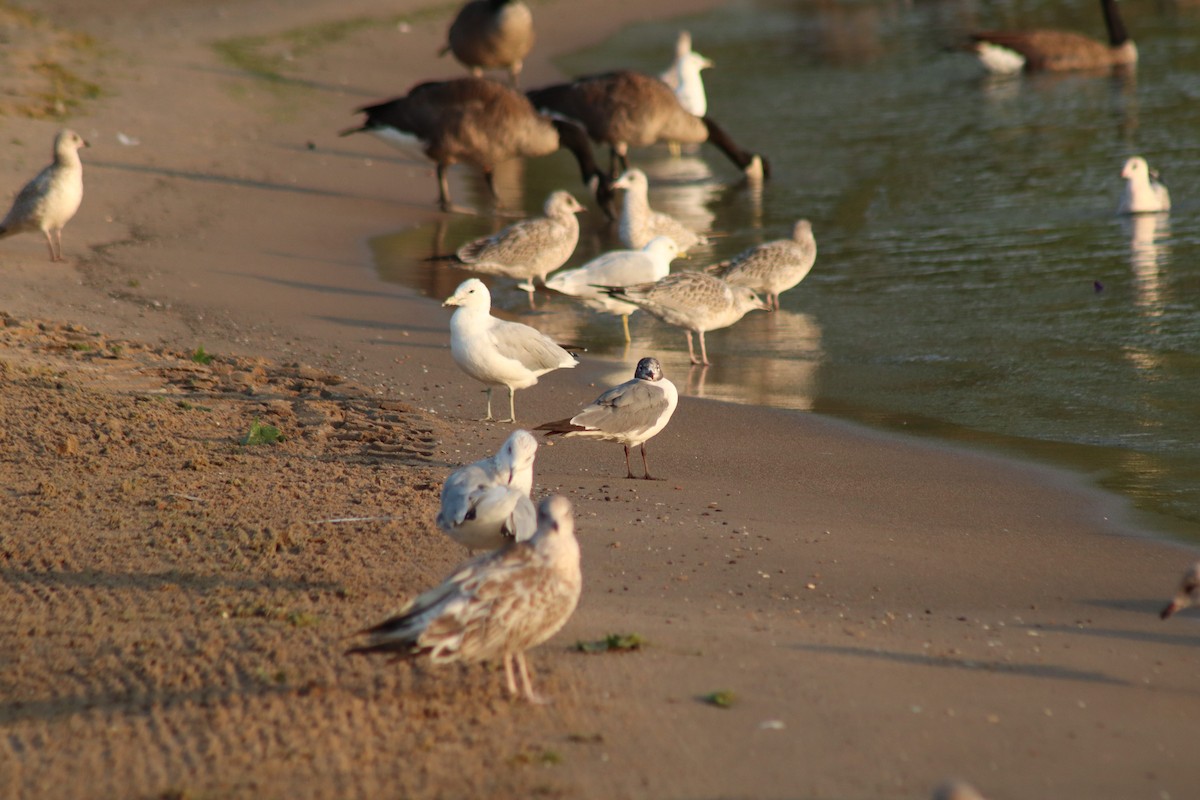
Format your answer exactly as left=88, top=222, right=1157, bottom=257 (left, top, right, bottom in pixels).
left=613, top=168, right=705, bottom=254
left=545, top=235, right=679, bottom=340
left=437, top=429, right=538, bottom=551
left=706, top=219, right=817, bottom=310
left=1117, top=156, right=1170, bottom=214
left=440, top=0, right=535, bottom=86
left=659, top=31, right=714, bottom=118
left=347, top=494, right=582, bottom=704
left=536, top=357, right=678, bottom=480
left=443, top=278, right=578, bottom=422
left=447, top=190, right=585, bottom=293
left=1160, top=561, right=1200, bottom=619
left=0, top=129, right=88, bottom=262
left=601, top=271, right=768, bottom=365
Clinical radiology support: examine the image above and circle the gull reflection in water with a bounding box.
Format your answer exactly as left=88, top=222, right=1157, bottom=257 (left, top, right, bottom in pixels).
left=1124, top=212, right=1171, bottom=318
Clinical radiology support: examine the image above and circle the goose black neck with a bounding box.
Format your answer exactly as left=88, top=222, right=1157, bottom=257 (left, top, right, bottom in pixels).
left=551, top=118, right=615, bottom=214
left=1102, top=0, right=1130, bottom=46
left=702, top=117, right=771, bottom=179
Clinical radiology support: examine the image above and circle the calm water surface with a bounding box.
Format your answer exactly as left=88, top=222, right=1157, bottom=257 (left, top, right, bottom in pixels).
left=372, top=0, right=1200, bottom=541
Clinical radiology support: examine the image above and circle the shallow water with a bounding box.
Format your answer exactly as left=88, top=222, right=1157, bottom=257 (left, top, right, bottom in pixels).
left=372, top=0, right=1200, bottom=540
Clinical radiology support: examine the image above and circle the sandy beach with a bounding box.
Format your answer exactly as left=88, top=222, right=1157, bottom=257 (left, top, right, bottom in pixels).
left=2, top=1, right=1199, bottom=798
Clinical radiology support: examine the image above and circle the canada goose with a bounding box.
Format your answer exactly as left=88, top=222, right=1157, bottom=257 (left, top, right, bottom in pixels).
left=706, top=219, right=817, bottom=310
left=440, top=0, right=534, bottom=86
left=1117, top=156, right=1170, bottom=214
left=526, top=70, right=768, bottom=180
left=968, top=0, right=1137, bottom=74
left=342, top=77, right=613, bottom=215
left=0, top=129, right=88, bottom=262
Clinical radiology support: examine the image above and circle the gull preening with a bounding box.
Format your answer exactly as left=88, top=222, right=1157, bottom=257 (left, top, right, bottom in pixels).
left=526, top=70, right=768, bottom=181
left=448, top=190, right=585, bottom=292
left=440, top=0, right=535, bottom=86
left=613, top=168, right=706, bottom=254
left=444, top=278, right=578, bottom=422
left=601, top=271, right=768, bottom=365
left=659, top=32, right=713, bottom=119
left=1160, top=561, right=1200, bottom=620
left=967, top=0, right=1136, bottom=74
left=1117, top=157, right=1170, bottom=215
left=341, top=78, right=611, bottom=215
left=536, top=356, right=678, bottom=480
left=0, top=129, right=88, bottom=262
left=545, top=235, right=680, bottom=340
left=437, top=429, right=539, bottom=551
left=706, top=219, right=817, bottom=310
left=348, top=494, right=582, bottom=704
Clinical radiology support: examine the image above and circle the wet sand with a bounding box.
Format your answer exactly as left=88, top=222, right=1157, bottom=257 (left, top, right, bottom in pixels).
left=1, top=1, right=1199, bottom=798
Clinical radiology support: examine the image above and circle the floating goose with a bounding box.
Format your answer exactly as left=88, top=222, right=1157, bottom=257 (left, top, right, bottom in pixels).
left=348, top=495, right=582, bottom=704
left=342, top=78, right=612, bottom=214
left=437, top=429, right=538, bottom=551
left=601, top=271, right=768, bottom=365
left=659, top=31, right=713, bottom=118
left=440, top=0, right=534, bottom=86
left=0, top=129, right=88, bottom=262
left=968, top=0, right=1136, bottom=74
left=545, top=235, right=679, bottom=341
left=443, top=278, right=578, bottom=422
left=706, top=219, right=817, bottom=310
left=526, top=70, right=768, bottom=180
left=1160, top=561, right=1200, bottom=619
left=1117, top=156, right=1170, bottom=215
left=613, top=168, right=706, bottom=254
left=536, top=357, right=678, bottom=480
left=444, top=190, right=585, bottom=293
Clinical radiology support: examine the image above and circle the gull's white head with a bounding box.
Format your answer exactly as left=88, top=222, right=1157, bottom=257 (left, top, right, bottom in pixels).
left=545, top=190, right=586, bottom=217
left=443, top=278, right=491, bottom=310
left=612, top=168, right=649, bottom=194
left=792, top=219, right=814, bottom=243
left=535, top=494, right=575, bottom=543
left=498, top=429, right=539, bottom=474
left=1122, top=156, right=1150, bottom=182
left=643, top=236, right=680, bottom=262
left=54, top=129, right=88, bottom=161
left=733, top=285, right=770, bottom=314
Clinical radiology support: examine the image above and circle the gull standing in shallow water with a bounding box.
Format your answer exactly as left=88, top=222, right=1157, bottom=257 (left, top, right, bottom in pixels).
left=444, top=278, right=578, bottom=422
left=707, top=219, right=817, bottom=310
left=536, top=357, right=678, bottom=480
left=0, top=129, right=88, bottom=262
left=545, top=235, right=679, bottom=341
left=347, top=495, right=582, bottom=704
left=1117, top=156, right=1170, bottom=215
left=444, top=190, right=585, bottom=294
left=437, top=429, right=538, bottom=551
left=601, top=271, right=768, bottom=365
left=1160, top=561, right=1200, bottom=619
left=613, top=168, right=705, bottom=254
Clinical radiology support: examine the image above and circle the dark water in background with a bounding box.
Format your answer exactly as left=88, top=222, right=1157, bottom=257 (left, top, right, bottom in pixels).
left=371, top=0, right=1200, bottom=541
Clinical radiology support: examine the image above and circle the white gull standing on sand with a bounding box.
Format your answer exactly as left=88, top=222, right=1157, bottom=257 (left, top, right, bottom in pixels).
left=659, top=31, right=713, bottom=118
left=444, top=278, right=578, bottom=422
left=613, top=168, right=705, bottom=254
left=706, top=219, right=817, bottom=310
left=1159, top=561, right=1200, bottom=619
left=536, top=357, right=678, bottom=480
left=347, top=494, right=582, bottom=704
left=444, top=190, right=586, bottom=293
left=545, top=235, right=679, bottom=340
left=0, top=129, right=88, bottom=262
left=437, top=429, right=539, bottom=551
left=1117, top=156, right=1170, bottom=214
left=601, top=271, right=768, bottom=365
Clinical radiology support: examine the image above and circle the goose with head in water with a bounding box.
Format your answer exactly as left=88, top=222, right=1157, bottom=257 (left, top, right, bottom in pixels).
left=342, top=78, right=613, bottom=215
left=968, top=0, right=1136, bottom=74
left=526, top=70, right=768, bottom=181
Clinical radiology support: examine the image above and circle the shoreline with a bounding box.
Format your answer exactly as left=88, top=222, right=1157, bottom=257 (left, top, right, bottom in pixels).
left=3, top=1, right=1199, bottom=799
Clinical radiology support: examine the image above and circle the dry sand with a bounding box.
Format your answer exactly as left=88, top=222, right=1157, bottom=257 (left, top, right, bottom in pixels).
left=1, top=1, right=1198, bottom=798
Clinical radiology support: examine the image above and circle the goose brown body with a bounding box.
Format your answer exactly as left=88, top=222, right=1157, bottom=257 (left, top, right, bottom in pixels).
left=442, top=0, right=534, bottom=85
left=969, top=0, right=1136, bottom=73
left=343, top=78, right=611, bottom=213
